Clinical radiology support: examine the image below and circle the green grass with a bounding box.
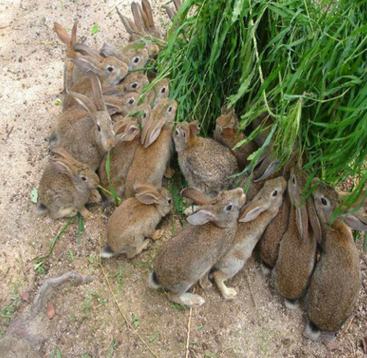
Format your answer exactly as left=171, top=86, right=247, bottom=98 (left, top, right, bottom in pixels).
left=155, top=0, right=367, bottom=220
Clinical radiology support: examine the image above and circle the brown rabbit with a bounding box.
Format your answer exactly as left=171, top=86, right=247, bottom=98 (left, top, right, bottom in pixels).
left=272, top=167, right=321, bottom=309
left=123, top=98, right=177, bottom=199
left=144, top=78, right=170, bottom=106
left=149, top=187, right=246, bottom=307
left=37, top=146, right=100, bottom=219
left=98, top=104, right=151, bottom=201
left=52, top=71, right=115, bottom=171
left=211, top=177, right=287, bottom=299
left=173, top=121, right=239, bottom=197
left=62, top=48, right=129, bottom=110
left=54, top=22, right=85, bottom=91
left=101, top=72, right=149, bottom=97
left=304, top=181, right=362, bottom=346
left=101, top=183, right=172, bottom=258
left=214, top=107, right=258, bottom=171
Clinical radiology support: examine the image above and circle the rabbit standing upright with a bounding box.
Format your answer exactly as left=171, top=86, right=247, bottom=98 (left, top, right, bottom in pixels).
left=304, top=181, right=363, bottom=346
left=149, top=188, right=246, bottom=307
left=214, top=107, right=257, bottom=171
left=98, top=104, right=151, bottom=201
left=173, top=121, right=239, bottom=197
left=273, top=167, right=321, bottom=309
left=52, top=71, right=116, bottom=171
left=211, top=177, right=287, bottom=299
left=37, top=146, right=100, bottom=220
left=123, top=98, right=177, bottom=199
left=102, top=183, right=172, bottom=258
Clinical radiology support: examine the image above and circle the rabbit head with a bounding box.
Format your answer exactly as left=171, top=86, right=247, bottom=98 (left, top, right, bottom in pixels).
left=134, top=183, right=173, bottom=217
left=182, top=187, right=246, bottom=228
left=215, top=107, right=239, bottom=135
left=312, top=180, right=367, bottom=231
left=145, top=78, right=170, bottom=106
left=239, top=177, right=287, bottom=222
left=72, top=44, right=129, bottom=85
left=140, top=98, right=178, bottom=148
left=68, top=71, right=116, bottom=151
left=49, top=146, right=99, bottom=189
left=173, top=121, right=200, bottom=153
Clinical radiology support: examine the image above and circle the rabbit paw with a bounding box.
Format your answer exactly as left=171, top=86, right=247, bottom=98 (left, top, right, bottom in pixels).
left=172, top=293, right=205, bottom=308
left=199, top=275, right=213, bottom=290
left=150, top=230, right=163, bottom=240
left=88, top=189, right=102, bottom=203
left=80, top=207, right=94, bottom=219
left=222, top=287, right=238, bottom=300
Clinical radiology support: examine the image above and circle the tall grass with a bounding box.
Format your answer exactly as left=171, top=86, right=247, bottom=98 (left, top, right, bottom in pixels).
left=156, top=0, right=367, bottom=213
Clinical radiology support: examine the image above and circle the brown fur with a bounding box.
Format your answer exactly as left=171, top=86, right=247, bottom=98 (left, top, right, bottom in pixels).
left=306, top=182, right=361, bottom=335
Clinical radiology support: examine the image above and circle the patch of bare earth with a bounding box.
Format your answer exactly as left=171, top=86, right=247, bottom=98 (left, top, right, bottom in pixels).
left=0, top=1, right=366, bottom=357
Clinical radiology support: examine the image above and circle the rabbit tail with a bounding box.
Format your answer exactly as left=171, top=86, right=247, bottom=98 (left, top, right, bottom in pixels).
left=148, top=271, right=161, bottom=289
left=101, top=245, right=115, bottom=258
left=304, top=320, right=321, bottom=341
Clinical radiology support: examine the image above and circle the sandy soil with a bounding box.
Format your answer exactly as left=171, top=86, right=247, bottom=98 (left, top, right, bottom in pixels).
left=0, top=0, right=366, bottom=357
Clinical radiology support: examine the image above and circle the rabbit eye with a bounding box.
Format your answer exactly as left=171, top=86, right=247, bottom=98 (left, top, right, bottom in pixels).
left=97, top=124, right=101, bottom=132
left=143, top=112, right=147, bottom=118
left=128, top=98, right=135, bottom=105
left=183, top=131, right=186, bottom=137
left=133, top=57, right=139, bottom=63
left=168, top=106, right=172, bottom=112
left=197, top=123, right=201, bottom=129
left=321, top=197, right=328, bottom=206
left=225, top=204, right=233, bottom=211
left=161, top=87, right=166, bottom=94
left=175, top=128, right=180, bottom=135
left=292, top=176, right=296, bottom=184
left=272, top=190, right=278, bottom=197
left=167, top=198, right=172, bottom=204
left=107, top=66, right=114, bottom=72
left=81, top=176, right=87, bottom=181
left=132, top=83, right=138, bottom=89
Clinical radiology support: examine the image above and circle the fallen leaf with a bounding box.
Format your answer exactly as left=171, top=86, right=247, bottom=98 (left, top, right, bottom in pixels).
left=46, top=301, right=55, bottom=319
left=21, top=291, right=29, bottom=301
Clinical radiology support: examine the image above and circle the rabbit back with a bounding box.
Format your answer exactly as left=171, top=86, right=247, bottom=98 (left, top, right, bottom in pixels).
left=106, top=198, right=161, bottom=253
left=308, top=222, right=361, bottom=332
left=153, top=222, right=237, bottom=294
left=178, top=137, right=239, bottom=197
left=124, top=129, right=172, bottom=199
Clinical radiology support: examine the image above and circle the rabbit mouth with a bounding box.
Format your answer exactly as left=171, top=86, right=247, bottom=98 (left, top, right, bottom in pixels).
left=116, top=77, right=126, bottom=85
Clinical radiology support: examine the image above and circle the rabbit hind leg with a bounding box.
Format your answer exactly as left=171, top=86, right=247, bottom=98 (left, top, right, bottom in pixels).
left=126, top=239, right=150, bottom=259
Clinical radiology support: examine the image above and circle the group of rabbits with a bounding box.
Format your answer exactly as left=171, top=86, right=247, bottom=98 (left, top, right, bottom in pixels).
left=34, top=0, right=367, bottom=349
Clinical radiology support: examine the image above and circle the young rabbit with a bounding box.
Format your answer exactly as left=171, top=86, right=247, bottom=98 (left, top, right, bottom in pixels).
left=149, top=187, right=246, bottom=307
left=101, top=183, right=172, bottom=258
left=211, top=177, right=287, bottom=300
left=62, top=48, right=129, bottom=110
left=214, top=107, right=258, bottom=171
left=37, top=146, right=100, bottom=219
left=101, top=72, right=150, bottom=97
left=52, top=71, right=115, bottom=171
left=98, top=104, right=151, bottom=201
left=304, top=181, right=362, bottom=346
left=123, top=98, right=177, bottom=199
left=54, top=22, right=85, bottom=90
left=173, top=121, right=239, bottom=197
left=272, top=167, right=321, bottom=309
left=144, top=78, right=170, bottom=106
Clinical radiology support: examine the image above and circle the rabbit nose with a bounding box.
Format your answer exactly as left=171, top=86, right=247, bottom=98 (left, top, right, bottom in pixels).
left=104, top=138, right=115, bottom=150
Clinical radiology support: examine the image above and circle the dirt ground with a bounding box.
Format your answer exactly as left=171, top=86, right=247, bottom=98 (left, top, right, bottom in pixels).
left=0, top=0, right=366, bottom=357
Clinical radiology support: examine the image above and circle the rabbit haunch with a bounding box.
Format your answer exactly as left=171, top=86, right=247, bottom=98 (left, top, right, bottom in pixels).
left=149, top=188, right=246, bottom=307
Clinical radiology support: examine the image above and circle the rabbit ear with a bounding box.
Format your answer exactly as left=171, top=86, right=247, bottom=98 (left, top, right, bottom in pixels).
left=100, top=42, right=123, bottom=61
left=87, top=71, right=106, bottom=111
left=131, top=2, right=145, bottom=31
left=117, top=7, right=139, bottom=37
left=253, top=157, right=280, bottom=182
left=238, top=199, right=268, bottom=222
left=71, top=56, right=100, bottom=74
left=49, top=146, right=70, bottom=160
left=344, top=213, right=367, bottom=231
left=135, top=192, right=159, bottom=205
left=187, top=210, right=215, bottom=226
left=163, top=5, right=177, bottom=22
left=180, top=188, right=210, bottom=206
left=307, top=197, right=322, bottom=244
left=134, top=183, right=160, bottom=204
left=144, top=119, right=164, bottom=148
left=54, top=22, right=70, bottom=45
left=295, top=202, right=309, bottom=241
left=142, top=0, right=155, bottom=30
left=117, top=122, right=139, bottom=142
left=189, top=121, right=200, bottom=137
left=50, top=159, right=73, bottom=177
left=71, top=22, right=78, bottom=46
left=67, top=89, right=97, bottom=115
left=103, top=96, right=123, bottom=115
left=73, top=43, right=101, bottom=58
